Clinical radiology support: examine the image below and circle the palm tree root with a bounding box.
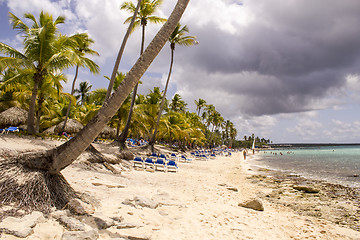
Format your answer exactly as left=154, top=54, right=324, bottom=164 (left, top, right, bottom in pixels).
left=0, top=157, right=77, bottom=214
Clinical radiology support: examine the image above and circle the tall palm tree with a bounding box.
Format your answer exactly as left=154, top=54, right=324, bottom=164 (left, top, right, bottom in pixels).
left=61, top=33, right=99, bottom=133
left=195, top=98, right=206, bottom=116
left=0, top=0, right=190, bottom=211
left=0, top=11, right=73, bottom=134
left=105, top=0, right=141, bottom=101
left=229, top=123, right=237, bottom=148
left=149, top=23, right=197, bottom=148
left=118, top=0, right=167, bottom=148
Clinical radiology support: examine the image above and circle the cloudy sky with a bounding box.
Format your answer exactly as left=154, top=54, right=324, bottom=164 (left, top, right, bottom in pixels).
left=1, top=0, right=360, bottom=143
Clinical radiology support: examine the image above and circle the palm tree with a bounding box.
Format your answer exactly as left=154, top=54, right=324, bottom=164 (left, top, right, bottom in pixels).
left=105, top=0, right=141, bottom=101
left=74, top=81, right=92, bottom=105
left=149, top=23, right=197, bottom=149
left=194, top=98, right=206, bottom=116
left=61, top=33, right=99, bottom=133
left=229, top=125, right=237, bottom=148
left=36, top=73, right=66, bottom=132
left=0, top=0, right=190, bottom=211
left=169, top=93, right=187, bottom=112
left=118, top=0, right=167, bottom=148
left=0, top=11, right=73, bottom=134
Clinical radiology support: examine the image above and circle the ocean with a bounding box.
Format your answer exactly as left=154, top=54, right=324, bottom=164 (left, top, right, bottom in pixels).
left=251, top=145, right=360, bottom=188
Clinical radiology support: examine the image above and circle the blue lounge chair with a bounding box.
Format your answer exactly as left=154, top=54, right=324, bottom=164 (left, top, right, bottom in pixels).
left=133, top=156, right=144, bottom=168
left=154, top=158, right=166, bottom=172
left=150, top=152, right=158, bottom=160
left=159, top=153, right=167, bottom=160
left=144, top=158, right=155, bottom=171
left=170, top=153, right=178, bottom=161
left=167, top=160, right=178, bottom=172
left=181, top=155, right=192, bottom=163
left=4, top=126, right=19, bottom=134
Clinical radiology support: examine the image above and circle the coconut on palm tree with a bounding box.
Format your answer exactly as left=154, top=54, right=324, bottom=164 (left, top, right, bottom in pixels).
left=0, top=0, right=191, bottom=211
left=118, top=0, right=167, bottom=149
left=0, top=11, right=74, bottom=134
left=149, top=23, right=198, bottom=149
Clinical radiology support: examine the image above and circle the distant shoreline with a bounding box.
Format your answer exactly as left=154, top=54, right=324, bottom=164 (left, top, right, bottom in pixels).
left=269, top=143, right=360, bottom=148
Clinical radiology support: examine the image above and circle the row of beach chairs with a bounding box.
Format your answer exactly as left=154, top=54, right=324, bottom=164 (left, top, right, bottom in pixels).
left=191, top=151, right=216, bottom=161
left=132, top=152, right=194, bottom=172
left=132, top=156, right=178, bottom=172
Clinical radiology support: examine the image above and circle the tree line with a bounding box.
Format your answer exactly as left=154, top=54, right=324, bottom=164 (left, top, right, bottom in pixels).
left=0, top=0, right=241, bottom=150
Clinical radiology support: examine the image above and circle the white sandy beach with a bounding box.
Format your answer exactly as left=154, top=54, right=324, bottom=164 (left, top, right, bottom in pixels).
left=0, top=135, right=359, bottom=239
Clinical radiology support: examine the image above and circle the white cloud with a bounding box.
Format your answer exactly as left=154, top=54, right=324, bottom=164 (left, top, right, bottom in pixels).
left=323, top=119, right=360, bottom=142
left=286, top=118, right=323, bottom=139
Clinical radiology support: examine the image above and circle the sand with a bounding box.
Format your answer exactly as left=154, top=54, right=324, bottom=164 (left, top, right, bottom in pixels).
left=0, top=134, right=359, bottom=239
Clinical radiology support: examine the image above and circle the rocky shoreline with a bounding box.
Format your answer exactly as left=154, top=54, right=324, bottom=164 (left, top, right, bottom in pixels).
left=248, top=169, right=360, bottom=232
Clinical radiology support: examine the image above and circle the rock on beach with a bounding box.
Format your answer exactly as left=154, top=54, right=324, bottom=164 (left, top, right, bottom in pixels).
left=0, top=211, right=45, bottom=238
left=238, top=198, right=264, bottom=211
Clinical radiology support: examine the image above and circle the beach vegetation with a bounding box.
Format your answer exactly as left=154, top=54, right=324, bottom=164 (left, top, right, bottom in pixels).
left=0, top=0, right=192, bottom=211
left=117, top=0, right=167, bottom=149
left=0, top=11, right=75, bottom=134
left=60, top=33, right=99, bottom=133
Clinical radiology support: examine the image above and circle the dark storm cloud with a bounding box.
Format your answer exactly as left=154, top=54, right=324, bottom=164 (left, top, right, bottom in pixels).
left=176, top=0, right=360, bottom=117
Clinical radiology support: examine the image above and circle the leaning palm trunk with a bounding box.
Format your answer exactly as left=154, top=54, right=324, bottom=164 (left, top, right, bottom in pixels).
left=105, top=0, right=141, bottom=101
left=0, top=0, right=190, bottom=211
left=61, top=65, right=79, bottom=133
left=149, top=47, right=174, bottom=151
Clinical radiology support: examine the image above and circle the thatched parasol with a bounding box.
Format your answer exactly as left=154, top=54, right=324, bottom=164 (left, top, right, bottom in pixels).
left=99, top=125, right=116, bottom=139
left=0, top=107, right=28, bottom=128
left=54, top=119, right=84, bottom=134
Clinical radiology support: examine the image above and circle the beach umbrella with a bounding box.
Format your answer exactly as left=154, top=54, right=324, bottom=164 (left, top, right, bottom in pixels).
left=99, top=125, right=116, bottom=139
left=221, top=145, right=227, bottom=149
left=0, top=107, right=28, bottom=128
left=54, top=119, right=84, bottom=134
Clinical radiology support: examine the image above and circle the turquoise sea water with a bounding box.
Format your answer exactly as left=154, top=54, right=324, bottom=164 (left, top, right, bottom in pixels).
left=254, top=145, right=360, bottom=188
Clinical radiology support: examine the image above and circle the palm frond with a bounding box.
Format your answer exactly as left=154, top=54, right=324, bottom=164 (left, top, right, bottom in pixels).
left=81, top=58, right=100, bottom=74
left=147, top=16, right=167, bottom=24
left=9, top=12, right=29, bottom=34
left=24, top=13, right=38, bottom=28
left=0, top=42, right=27, bottom=60
left=0, top=56, right=33, bottom=70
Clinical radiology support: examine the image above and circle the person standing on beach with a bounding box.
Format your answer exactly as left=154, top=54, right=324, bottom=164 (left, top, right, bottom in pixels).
left=243, top=150, right=247, bottom=160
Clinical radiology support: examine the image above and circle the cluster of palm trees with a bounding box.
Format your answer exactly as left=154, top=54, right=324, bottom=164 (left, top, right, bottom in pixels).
left=0, top=0, right=239, bottom=149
